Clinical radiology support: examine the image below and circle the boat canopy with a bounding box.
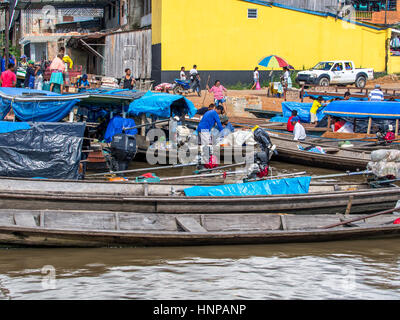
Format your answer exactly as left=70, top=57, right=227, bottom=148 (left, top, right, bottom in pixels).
left=324, top=100, right=400, bottom=119
left=0, top=88, right=194, bottom=122
left=128, top=91, right=197, bottom=119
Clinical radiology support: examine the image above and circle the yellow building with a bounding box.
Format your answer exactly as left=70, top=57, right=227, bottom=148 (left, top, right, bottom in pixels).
left=152, top=0, right=391, bottom=85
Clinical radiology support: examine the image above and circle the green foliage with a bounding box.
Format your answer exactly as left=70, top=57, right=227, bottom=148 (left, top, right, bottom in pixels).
left=225, top=81, right=252, bottom=90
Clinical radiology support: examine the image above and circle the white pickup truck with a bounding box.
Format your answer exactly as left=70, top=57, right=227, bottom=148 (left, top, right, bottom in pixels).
left=295, top=61, right=374, bottom=88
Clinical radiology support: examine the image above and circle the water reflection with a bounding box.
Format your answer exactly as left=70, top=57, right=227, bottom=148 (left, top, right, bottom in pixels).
left=1, top=239, right=400, bottom=299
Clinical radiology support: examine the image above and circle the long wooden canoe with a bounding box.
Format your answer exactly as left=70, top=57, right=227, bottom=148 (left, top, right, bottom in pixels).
left=0, top=175, right=398, bottom=214
left=1, top=209, right=399, bottom=247
left=267, top=131, right=371, bottom=171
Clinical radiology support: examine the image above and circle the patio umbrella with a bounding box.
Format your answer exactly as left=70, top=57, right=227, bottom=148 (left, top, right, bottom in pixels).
left=258, top=55, right=294, bottom=69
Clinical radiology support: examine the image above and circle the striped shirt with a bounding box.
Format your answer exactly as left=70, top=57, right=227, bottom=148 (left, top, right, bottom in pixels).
left=369, top=89, right=384, bottom=102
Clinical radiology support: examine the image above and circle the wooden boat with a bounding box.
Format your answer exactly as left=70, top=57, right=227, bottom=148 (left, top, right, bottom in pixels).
left=267, top=130, right=371, bottom=171
left=0, top=176, right=398, bottom=215
left=0, top=209, right=399, bottom=247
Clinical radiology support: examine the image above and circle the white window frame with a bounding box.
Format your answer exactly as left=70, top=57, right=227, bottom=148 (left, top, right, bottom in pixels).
left=248, top=8, right=258, bottom=19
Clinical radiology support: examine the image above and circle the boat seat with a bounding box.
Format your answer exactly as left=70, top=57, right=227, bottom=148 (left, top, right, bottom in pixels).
left=176, top=217, right=207, bottom=233
left=13, top=212, right=37, bottom=227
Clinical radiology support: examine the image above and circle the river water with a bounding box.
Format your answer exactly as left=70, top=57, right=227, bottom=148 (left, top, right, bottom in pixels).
left=0, top=162, right=399, bottom=300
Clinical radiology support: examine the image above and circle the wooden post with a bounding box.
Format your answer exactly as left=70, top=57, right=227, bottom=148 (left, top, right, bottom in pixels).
left=353, top=118, right=357, bottom=132
left=396, top=119, right=399, bottom=138
left=345, top=196, right=353, bottom=216
left=367, top=117, right=372, bottom=134
left=327, top=115, right=331, bottom=131
left=5, top=3, right=10, bottom=64
left=140, top=114, right=146, bottom=136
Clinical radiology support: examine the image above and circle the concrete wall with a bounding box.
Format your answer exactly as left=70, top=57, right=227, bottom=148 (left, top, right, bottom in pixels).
left=151, top=0, right=389, bottom=85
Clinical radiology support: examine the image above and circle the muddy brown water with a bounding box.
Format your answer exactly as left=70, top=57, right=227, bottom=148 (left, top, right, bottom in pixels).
left=1, top=162, right=399, bottom=299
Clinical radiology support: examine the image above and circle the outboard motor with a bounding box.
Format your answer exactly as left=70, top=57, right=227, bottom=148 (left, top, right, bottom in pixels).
left=110, top=134, right=137, bottom=175
left=247, top=126, right=277, bottom=180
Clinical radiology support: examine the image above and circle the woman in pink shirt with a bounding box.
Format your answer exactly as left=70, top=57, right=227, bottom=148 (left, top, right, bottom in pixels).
left=207, top=80, right=228, bottom=110
left=49, top=53, right=65, bottom=94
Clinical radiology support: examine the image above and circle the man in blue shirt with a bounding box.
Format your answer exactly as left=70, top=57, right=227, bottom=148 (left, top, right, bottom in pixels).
left=197, top=105, right=224, bottom=146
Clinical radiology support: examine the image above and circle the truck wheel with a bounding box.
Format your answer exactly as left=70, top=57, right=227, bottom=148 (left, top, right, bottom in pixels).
left=355, top=76, right=366, bottom=88
left=318, top=77, right=330, bottom=87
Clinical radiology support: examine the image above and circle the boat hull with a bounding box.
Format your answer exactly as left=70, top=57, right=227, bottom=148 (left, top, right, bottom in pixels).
left=0, top=211, right=399, bottom=247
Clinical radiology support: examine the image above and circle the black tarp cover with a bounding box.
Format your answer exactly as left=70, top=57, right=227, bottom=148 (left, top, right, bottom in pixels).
left=0, top=122, right=85, bottom=180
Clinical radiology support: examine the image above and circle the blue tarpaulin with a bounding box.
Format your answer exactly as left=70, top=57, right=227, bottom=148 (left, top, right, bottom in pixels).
left=270, top=102, right=325, bottom=123
left=184, top=176, right=311, bottom=197
left=0, top=121, right=31, bottom=134
left=10, top=99, right=80, bottom=122
left=128, top=91, right=197, bottom=118
left=324, top=100, right=400, bottom=119
left=304, top=92, right=367, bottom=101
left=0, top=88, right=80, bottom=122
left=104, top=115, right=138, bottom=143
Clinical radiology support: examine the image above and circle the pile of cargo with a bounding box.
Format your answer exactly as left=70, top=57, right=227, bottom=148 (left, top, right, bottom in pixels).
left=367, top=149, right=400, bottom=178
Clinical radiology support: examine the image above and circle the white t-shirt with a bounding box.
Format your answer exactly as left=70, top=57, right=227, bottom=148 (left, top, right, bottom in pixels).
left=254, top=70, right=259, bottom=80
left=190, top=68, right=198, bottom=79
left=180, top=71, right=186, bottom=80
left=283, top=70, right=290, bottom=81
left=337, top=122, right=354, bottom=133
left=293, top=122, right=307, bottom=141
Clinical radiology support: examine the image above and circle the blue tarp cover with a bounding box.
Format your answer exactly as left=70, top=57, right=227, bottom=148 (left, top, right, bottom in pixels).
left=128, top=91, right=197, bottom=118
left=280, top=102, right=325, bottom=123
left=104, top=115, right=138, bottom=143
left=0, top=121, right=31, bottom=134
left=0, top=88, right=80, bottom=122
left=324, top=100, right=400, bottom=119
left=184, top=176, right=311, bottom=197
left=304, top=92, right=367, bottom=101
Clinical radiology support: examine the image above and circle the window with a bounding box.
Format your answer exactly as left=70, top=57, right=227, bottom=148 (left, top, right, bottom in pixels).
left=108, top=5, right=111, bottom=20
left=248, top=8, right=258, bottom=19
left=112, top=1, right=116, bottom=18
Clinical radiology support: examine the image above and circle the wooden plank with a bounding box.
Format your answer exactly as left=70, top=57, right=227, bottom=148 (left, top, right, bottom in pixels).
left=176, top=217, right=208, bottom=233
left=14, top=212, right=37, bottom=227
left=367, top=117, right=372, bottom=134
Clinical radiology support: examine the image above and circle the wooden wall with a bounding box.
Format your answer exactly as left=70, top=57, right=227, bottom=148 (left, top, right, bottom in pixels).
left=104, top=29, right=152, bottom=79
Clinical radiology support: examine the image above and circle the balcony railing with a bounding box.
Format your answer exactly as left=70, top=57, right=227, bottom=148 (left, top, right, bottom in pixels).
left=355, top=11, right=373, bottom=20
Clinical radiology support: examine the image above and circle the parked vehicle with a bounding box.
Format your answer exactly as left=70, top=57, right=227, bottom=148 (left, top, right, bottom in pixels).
left=173, top=79, right=201, bottom=96
left=296, top=61, right=374, bottom=88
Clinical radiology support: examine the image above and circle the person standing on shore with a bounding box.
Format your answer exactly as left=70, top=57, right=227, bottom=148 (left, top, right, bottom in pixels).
left=251, top=67, right=260, bottom=90
left=24, top=60, right=40, bottom=89
left=123, top=68, right=136, bottom=90
left=180, top=67, right=187, bottom=81
left=49, top=53, right=65, bottom=93
left=207, top=80, right=228, bottom=111
left=0, top=63, right=16, bottom=87
left=282, top=66, right=292, bottom=101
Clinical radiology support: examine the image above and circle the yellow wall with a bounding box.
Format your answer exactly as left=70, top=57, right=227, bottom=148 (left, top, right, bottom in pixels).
left=157, top=0, right=389, bottom=72
left=388, top=55, right=400, bottom=74
left=152, top=0, right=162, bottom=45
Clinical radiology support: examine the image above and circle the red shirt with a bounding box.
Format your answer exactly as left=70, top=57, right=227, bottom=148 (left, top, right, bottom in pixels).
left=1, top=70, right=16, bottom=87
left=334, top=120, right=346, bottom=132
left=384, top=132, right=395, bottom=143
left=287, top=116, right=295, bottom=132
